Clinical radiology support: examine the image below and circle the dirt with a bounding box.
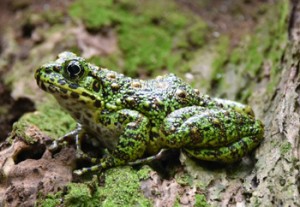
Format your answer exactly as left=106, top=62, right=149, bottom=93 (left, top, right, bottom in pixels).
left=0, top=129, right=76, bottom=207
left=141, top=171, right=198, bottom=207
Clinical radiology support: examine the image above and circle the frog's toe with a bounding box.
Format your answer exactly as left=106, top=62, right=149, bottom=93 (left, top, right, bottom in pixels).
left=73, top=169, right=84, bottom=175
left=75, top=151, right=99, bottom=164
left=73, top=165, right=103, bottom=175
left=48, top=141, right=61, bottom=151
left=75, top=151, right=85, bottom=159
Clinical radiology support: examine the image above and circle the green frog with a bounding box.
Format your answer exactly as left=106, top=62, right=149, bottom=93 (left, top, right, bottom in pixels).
left=35, top=52, right=264, bottom=175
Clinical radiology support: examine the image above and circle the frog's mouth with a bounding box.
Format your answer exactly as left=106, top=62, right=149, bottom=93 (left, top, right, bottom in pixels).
left=35, top=68, right=102, bottom=108
left=35, top=68, right=68, bottom=95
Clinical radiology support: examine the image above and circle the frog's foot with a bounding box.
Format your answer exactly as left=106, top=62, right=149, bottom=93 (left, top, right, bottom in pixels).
left=75, top=149, right=168, bottom=175
left=75, top=151, right=100, bottom=164
left=74, top=168, right=92, bottom=175
left=74, top=149, right=167, bottom=175
left=128, top=149, right=168, bottom=165
left=49, top=123, right=85, bottom=152
left=183, top=134, right=262, bottom=163
left=73, top=155, right=125, bottom=175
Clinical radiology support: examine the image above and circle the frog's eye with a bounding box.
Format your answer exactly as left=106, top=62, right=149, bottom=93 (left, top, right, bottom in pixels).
left=66, top=60, right=84, bottom=79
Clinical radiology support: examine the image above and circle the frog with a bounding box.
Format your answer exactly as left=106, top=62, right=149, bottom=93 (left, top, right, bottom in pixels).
left=35, top=51, right=264, bottom=175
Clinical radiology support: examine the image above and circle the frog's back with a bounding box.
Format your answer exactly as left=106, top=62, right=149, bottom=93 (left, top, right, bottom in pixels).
left=100, top=72, right=203, bottom=120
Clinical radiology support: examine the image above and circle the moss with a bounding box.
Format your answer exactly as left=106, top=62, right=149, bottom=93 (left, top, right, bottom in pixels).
left=175, top=173, right=193, bottom=186
left=194, top=194, right=209, bottom=207
left=209, top=36, right=232, bottom=97
left=37, top=192, right=62, bottom=207
left=118, top=25, right=172, bottom=76
left=8, top=120, right=36, bottom=144
left=23, top=100, right=76, bottom=139
left=266, top=0, right=289, bottom=93
left=211, top=36, right=230, bottom=83
left=136, top=165, right=151, bottom=180
left=68, top=0, right=209, bottom=77
left=184, top=21, right=209, bottom=48
left=97, top=167, right=152, bottom=206
left=173, top=198, right=181, bottom=207
left=69, top=0, right=117, bottom=30
left=137, top=1, right=188, bottom=35
left=64, top=183, right=102, bottom=206
left=7, top=99, right=75, bottom=144
left=280, top=142, right=292, bottom=155
left=39, top=167, right=152, bottom=207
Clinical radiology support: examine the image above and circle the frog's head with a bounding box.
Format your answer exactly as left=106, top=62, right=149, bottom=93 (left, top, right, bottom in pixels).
left=35, top=52, right=103, bottom=111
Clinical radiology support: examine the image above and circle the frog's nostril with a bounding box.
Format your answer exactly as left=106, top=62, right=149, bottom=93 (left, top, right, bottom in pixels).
left=53, top=66, right=61, bottom=72
left=244, top=106, right=255, bottom=116
left=44, top=68, right=52, bottom=74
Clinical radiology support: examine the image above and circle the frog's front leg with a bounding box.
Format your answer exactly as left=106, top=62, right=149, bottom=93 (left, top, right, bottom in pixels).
left=161, top=106, right=264, bottom=163
left=49, top=123, right=99, bottom=162
left=74, top=109, right=150, bottom=175
left=50, top=123, right=83, bottom=152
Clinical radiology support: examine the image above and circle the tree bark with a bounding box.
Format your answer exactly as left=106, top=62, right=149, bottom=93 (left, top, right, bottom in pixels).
left=248, top=2, right=300, bottom=205
left=204, top=1, right=300, bottom=206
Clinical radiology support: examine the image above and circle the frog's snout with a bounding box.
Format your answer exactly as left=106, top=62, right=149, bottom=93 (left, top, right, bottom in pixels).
left=34, top=67, right=42, bottom=84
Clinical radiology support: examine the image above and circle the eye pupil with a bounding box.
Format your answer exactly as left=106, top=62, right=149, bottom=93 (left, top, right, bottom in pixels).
left=66, top=61, right=83, bottom=79
left=68, top=64, right=80, bottom=74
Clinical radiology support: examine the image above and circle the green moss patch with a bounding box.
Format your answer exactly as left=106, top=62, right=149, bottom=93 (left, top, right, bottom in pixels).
left=18, top=100, right=76, bottom=140
left=69, top=0, right=208, bottom=76
left=194, top=194, right=209, bottom=207
left=38, top=166, right=152, bottom=207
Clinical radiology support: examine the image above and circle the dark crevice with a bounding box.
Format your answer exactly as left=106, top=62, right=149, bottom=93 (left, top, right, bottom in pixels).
left=21, top=22, right=35, bottom=38
left=14, top=144, right=46, bottom=164
left=251, top=175, right=259, bottom=188
left=147, top=149, right=181, bottom=179
left=288, top=0, right=300, bottom=39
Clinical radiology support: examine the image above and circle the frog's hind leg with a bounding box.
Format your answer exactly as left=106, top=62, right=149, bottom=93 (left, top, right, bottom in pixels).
left=128, top=149, right=168, bottom=165
left=184, top=134, right=262, bottom=163
left=162, top=106, right=264, bottom=162
left=75, top=149, right=167, bottom=175
left=74, top=149, right=167, bottom=175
